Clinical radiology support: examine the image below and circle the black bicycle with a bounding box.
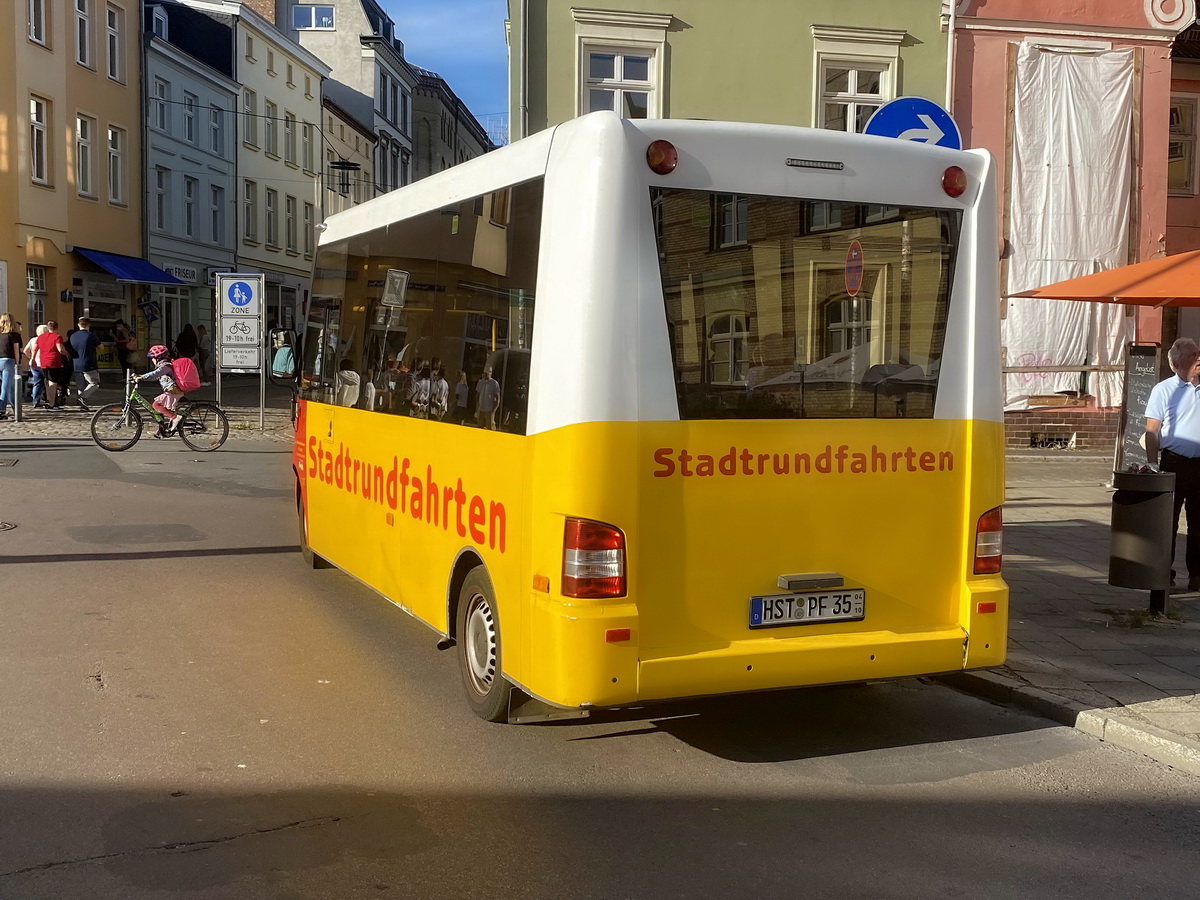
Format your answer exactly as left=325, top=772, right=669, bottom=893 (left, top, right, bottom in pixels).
left=90, top=377, right=229, bottom=452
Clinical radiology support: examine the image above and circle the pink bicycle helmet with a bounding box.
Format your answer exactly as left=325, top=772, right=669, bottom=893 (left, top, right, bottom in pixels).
left=147, top=344, right=171, bottom=361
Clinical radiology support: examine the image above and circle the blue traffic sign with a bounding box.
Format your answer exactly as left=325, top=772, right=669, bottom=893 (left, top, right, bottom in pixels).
left=228, top=281, right=254, bottom=306
left=864, top=97, right=962, bottom=150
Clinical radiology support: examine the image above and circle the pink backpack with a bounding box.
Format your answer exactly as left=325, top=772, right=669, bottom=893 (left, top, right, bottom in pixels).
left=173, top=356, right=202, bottom=392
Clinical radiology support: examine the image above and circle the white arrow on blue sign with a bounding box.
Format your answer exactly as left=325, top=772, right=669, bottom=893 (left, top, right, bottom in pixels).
left=863, top=97, right=962, bottom=150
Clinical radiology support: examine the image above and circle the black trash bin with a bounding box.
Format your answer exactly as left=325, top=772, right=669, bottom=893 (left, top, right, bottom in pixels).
left=1109, top=470, right=1176, bottom=590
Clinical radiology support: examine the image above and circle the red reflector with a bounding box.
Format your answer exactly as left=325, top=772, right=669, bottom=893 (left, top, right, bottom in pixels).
left=942, top=165, right=968, bottom=198
left=977, top=601, right=998, bottom=614
left=647, top=140, right=678, bottom=175
left=605, top=628, right=631, bottom=643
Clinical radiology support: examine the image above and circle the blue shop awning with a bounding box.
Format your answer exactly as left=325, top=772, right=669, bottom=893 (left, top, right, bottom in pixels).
left=73, top=247, right=186, bottom=285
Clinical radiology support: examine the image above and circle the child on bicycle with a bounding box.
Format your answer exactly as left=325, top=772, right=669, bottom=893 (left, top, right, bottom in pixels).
left=132, top=344, right=185, bottom=434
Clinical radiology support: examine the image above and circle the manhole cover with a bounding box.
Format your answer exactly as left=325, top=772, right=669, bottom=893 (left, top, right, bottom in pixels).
left=0, top=459, right=18, bottom=467
left=0, top=523, right=16, bottom=532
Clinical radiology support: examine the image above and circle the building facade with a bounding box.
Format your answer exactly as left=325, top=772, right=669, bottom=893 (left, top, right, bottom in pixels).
left=507, top=0, right=951, bottom=139
left=950, top=0, right=1194, bottom=446
left=144, top=2, right=240, bottom=349
left=321, top=93, right=377, bottom=219
left=411, top=65, right=493, bottom=180
left=184, top=1, right=329, bottom=332
left=280, top=0, right=416, bottom=196
left=2, top=0, right=183, bottom=359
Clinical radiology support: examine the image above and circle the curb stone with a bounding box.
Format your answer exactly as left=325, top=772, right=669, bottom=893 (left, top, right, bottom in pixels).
left=939, top=670, right=1200, bottom=777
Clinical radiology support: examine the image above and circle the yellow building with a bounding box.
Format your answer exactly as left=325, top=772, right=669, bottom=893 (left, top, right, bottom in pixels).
left=2, top=0, right=181, bottom=354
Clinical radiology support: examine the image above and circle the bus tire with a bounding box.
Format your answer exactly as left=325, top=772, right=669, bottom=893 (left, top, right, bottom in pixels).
left=297, top=487, right=331, bottom=569
left=456, top=567, right=512, bottom=722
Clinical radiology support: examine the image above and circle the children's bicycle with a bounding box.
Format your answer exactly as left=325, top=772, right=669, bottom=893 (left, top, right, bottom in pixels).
left=90, top=378, right=230, bottom=452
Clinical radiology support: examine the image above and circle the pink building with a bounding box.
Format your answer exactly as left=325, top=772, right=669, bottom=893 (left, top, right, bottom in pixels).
left=949, top=0, right=1195, bottom=449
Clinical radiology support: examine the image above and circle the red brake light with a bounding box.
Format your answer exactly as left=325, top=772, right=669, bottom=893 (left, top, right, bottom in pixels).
left=974, top=506, right=1003, bottom=575
left=942, top=165, right=968, bottom=198
left=646, top=140, right=678, bottom=175
left=562, top=518, right=627, bottom=598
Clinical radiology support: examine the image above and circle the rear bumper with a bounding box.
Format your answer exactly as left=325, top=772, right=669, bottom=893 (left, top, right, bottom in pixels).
left=637, top=627, right=970, bottom=702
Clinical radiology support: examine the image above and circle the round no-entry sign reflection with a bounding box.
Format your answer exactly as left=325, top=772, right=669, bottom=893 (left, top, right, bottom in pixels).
left=846, top=241, right=864, bottom=296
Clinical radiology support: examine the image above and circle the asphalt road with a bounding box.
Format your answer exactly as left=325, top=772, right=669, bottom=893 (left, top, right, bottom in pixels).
left=1, top=437, right=1198, bottom=899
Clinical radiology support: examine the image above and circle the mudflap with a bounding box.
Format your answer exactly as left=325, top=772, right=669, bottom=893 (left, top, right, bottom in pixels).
left=507, top=689, right=591, bottom=724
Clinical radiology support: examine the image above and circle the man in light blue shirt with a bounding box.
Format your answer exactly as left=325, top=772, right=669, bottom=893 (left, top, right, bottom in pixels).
left=1145, top=337, right=1200, bottom=590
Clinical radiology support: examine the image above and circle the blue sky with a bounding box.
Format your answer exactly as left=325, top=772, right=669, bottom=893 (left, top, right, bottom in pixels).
left=384, top=0, right=510, bottom=137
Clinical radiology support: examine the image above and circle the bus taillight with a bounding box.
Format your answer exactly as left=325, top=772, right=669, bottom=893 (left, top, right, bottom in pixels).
left=562, top=518, right=627, bottom=598
left=942, top=165, right=968, bottom=198
left=973, top=507, right=1003, bottom=575
left=646, top=140, right=678, bottom=175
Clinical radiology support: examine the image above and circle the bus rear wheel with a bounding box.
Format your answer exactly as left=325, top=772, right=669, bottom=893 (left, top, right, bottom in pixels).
left=457, top=568, right=512, bottom=722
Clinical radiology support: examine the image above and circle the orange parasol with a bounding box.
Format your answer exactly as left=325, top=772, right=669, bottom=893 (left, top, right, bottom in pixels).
left=1006, top=249, right=1200, bottom=306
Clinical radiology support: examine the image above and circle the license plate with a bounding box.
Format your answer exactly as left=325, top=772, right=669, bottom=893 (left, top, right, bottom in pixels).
left=749, top=589, right=866, bottom=628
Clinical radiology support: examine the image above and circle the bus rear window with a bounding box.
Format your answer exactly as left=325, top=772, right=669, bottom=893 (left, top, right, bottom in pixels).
left=651, top=188, right=961, bottom=419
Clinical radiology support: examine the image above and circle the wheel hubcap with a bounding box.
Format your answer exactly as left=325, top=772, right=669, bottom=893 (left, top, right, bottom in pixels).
left=464, top=593, right=497, bottom=694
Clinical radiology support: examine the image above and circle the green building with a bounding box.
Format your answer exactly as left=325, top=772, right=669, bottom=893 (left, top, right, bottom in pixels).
left=507, top=1, right=950, bottom=138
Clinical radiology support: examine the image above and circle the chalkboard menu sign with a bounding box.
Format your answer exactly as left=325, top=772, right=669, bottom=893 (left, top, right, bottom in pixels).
left=1116, top=344, right=1161, bottom=471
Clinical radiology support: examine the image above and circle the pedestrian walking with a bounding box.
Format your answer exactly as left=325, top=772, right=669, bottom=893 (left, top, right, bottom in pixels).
left=430, top=366, right=450, bottom=421
left=197, top=325, right=212, bottom=378
left=0, top=314, right=21, bottom=420
left=453, top=370, right=470, bottom=423
left=1145, top=336, right=1200, bottom=590
left=113, top=319, right=135, bottom=379
left=23, top=325, right=47, bottom=409
left=34, top=321, right=72, bottom=410
left=475, top=365, right=500, bottom=430
left=69, top=317, right=102, bottom=411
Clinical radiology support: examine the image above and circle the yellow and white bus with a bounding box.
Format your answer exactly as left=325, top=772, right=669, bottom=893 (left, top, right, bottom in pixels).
left=290, top=111, right=1006, bottom=722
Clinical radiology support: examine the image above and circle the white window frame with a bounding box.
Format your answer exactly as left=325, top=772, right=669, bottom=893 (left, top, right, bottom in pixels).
left=302, top=122, right=314, bottom=172
left=583, top=47, right=655, bottom=119
left=154, top=166, right=169, bottom=231
left=210, top=104, right=223, bottom=153
left=715, top=194, right=748, bottom=248
left=107, top=124, right=124, bottom=203
left=292, top=4, right=334, bottom=29
left=572, top=8, right=669, bottom=120
left=27, top=265, right=48, bottom=325
left=75, top=0, right=90, bottom=66
left=211, top=185, right=224, bottom=244
left=153, top=78, right=169, bottom=132
left=30, top=97, right=49, bottom=185
left=708, top=314, right=749, bottom=386
left=243, top=179, right=258, bottom=242
left=264, top=100, right=278, bottom=156
left=810, top=25, right=904, bottom=132
left=285, top=194, right=297, bottom=252
left=265, top=188, right=278, bottom=247
left=243, top=89, right=257, bottom=147
left=303, top=201, right=314, bottom=257
left=284, top=111, right=296, bottom=164
left=183, top=92, right=197, bottom=143
left=105, top=4, right=123, bottom=82
left=29, top=0, right=47, bottom=45
left=1170, top=94, right=1199, bottom=198
left=76, top=113, right=95, bottom=197
left=184, top=176, right=197, bottom=237
left=151, top=5, right=167, bottom=38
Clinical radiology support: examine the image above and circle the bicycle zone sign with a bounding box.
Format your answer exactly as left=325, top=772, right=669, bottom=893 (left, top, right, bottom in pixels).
left=216, top=273, right=264, bottom=369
